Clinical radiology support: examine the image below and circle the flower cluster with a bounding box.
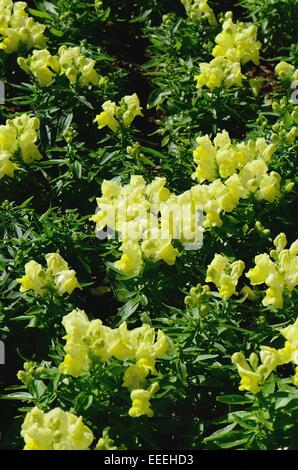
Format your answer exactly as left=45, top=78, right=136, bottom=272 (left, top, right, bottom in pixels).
left=275, top=61, right=298, bottom=82
left=192, top=131, right=276, bottom=183
left=190, top=131, right=280, bottom=226
left=180, top=0, right=217, bottom=25
left=94, top=93, right=143, bottom=132
left=18, top=46, right=104, bottom=88
left=0, top=114, right=42, bottom=179
left=21, top=406, right=94, bottom=450
left=17, top=253, right=80, bottom=296
left=206, top=254, right=245, bottom=300
left=202, top=233, right=298, bottom=308
left=59, top=309, right=169, bottom=417
left=212, top=12, right=261, bottom=65
left=232, top=317, right=298, bottom=394
left=196, top=11, right=261, bottom=89
left=0, top=0, right=46, bottom=53
left=195, top=56, right=244, bottom=89
left=246, top=233, right=298, bottom=309
left=91, top=175, right=203, bottom=275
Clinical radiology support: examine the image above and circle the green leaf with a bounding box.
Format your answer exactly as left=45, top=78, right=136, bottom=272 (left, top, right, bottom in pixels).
left=217, top=395, right=253, bottom=405
left=117, top=297, right=140, bottom=323
left=27, top=8, right=52, bottom=19
left=2, top=392, right=33, bottom=400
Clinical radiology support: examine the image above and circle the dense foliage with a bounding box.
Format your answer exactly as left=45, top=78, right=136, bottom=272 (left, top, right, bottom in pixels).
left=0, top=0, right=297, bottom=450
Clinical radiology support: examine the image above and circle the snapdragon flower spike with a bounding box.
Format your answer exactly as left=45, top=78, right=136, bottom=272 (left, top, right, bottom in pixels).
left=59, top=309, right=169, bottom=418
left=17, top=253, right=80, bottom=297
left=196, top=57, right=245, bottom=89
left=90, top=175, right=204, bottom=275
left=212, top=11, right=261, bottom=65
left=246, top=233, right=298, bottom=309
left=18, top=45, right=104, bottom=88
left=21, top=407, right=94, bottom=450
left=0, top=0, right=46, bottom=53
left=94, top=93, right=143, bottom=132
left=232, top=317, right=298, bottom=394
left=206, top=254, right=245, bottom=300
left=192, top=131, right=276, bottom=183
left=0, top=114, right=42, bottom=179
left=196, top=11, right=261, bottom=90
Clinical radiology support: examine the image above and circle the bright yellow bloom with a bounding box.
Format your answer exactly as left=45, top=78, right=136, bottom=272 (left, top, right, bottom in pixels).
left=196, top=57, right=245, bottom=90
left=94, top=93, right=143, bottom=132
left=19, top=45, right=103, bottom=88
left=141, top=239, right=180, bottom=265
left=59, top=310, right=168, bottom=417
left=18, top=49, right=60, bottom=87
left=121, top=93, right=143, bottom=126
left=58, top=45, right=101, bottom=87
left=122, top=364, right=150, bottom=391
left=233, top=318, right=298, bottom=393
left=275, top=61, right=297, bottom=81
left=206, top=254, right=245, bottom=300
left=0, top=114, right=42, bottom=179
left=0, top=150, right=17, bottom=178
left=212, top=11, right=261, bottom=65
left=17, top=260, right=48, bottom=294
left=192, top=131, right=276, bottom=184
left=129, top=389, right=154, bottom=418
left=114, top=241, right=144, bottom=276
left=17, top=253, right=80, bottom=296
left=21, top=407, right=94, bottom=450
left=232, top=352, right=262, bottom=394
left=246, top=234, right=298, bottom=309
left=60, top=310, right=169, bottom=376
left=0, top=1, right=46, bottom=53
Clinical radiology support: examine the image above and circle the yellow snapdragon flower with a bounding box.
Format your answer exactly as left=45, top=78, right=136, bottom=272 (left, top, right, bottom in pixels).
left=18, top=49, right=60, bottom=87
left=59, top=310, right=168, bottom=417
left=0, top=150, right=17, bottom=178
left=18, top=45, right=103, bottom=88
left=17, top=260, right=49, bottom=295
left=275, top=61, right=298, bottom=81
left=206, top=254, right=245, bottom=300
left=122, top=363, right=150, bottom=391
left=21, top=407, right=94, bottom=450
left=195, top=10, right=261, bottom=91
left=0, top=114, right=42, bottom=178
left=196, top=57, right=245, bottom=90
left=91, top=175, right=200, bottom=275
left=246, top=233, right=298, bottom=309
left=58, top=45, right=101, bottom=87
left=180, top=0, right=217, bottom=25
left=94, top=93, right=143, bottom=132
left=232, top=352, right=262, bottom=394
left=192, top=131, right=276, bottom=183
left=17, top=253, right=80, bottom=297
left=128, top=383, right=159, bottom=418
left=114, top=240, right=143, bottom=276
left=0, top=0, right=46, bottom=53
left=233, top=318, right=298, bottom=393
left=212, top=11, right=261, bottom=65
left=60, top=309, right=169, bottom=377
left=128, top=389, right=154, bottom=418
